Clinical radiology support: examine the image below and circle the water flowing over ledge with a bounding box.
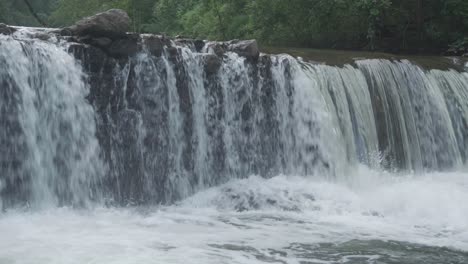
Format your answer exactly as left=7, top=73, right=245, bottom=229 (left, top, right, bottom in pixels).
left=1, top=27, right=468, bottom=209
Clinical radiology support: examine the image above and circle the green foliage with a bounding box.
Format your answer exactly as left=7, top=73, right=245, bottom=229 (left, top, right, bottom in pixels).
left=2, top=0, right=468, bottom=54
left=355, top=0, right=392, bottom=50
left=0, top=0, right=56, bottom=26
left=50, top=0, right=129, bottom=26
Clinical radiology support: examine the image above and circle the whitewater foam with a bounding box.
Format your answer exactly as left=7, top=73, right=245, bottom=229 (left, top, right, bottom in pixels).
left=1, top=168, right=467, bottom=263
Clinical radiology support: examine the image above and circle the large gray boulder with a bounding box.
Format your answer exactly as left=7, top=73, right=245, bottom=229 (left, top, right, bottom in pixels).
left=228, top=40, right=260, bottom=60
left=67, top=9, right=131, bottom=38
left=202, top=54, right=222, bottom=74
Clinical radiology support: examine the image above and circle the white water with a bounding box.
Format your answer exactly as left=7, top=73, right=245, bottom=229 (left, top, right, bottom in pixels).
left=1, top=168, right=468, bottom=263
left=2, top=28, right=468, bottom=263
left=0, top=33, right=103, bottom=208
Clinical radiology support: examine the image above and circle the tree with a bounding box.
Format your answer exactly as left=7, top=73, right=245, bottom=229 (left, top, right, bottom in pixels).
left=22, top=0, right=48, bottom=26
left=2, top=0, right=468, bottom=54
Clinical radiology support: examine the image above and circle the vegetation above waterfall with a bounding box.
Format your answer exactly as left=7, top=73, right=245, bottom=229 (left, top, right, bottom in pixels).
left=1, top=0, right=467, bottom=54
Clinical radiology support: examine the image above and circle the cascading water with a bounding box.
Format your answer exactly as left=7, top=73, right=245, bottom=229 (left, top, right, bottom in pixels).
left=1, top=28, right=468, bottom=263
left=94, top=47, right=468, bottom=204
left=0, top=33, right=104, bottom=209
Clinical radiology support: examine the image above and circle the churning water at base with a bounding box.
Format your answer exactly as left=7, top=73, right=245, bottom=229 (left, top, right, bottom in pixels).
left=1, top=168, right=468, bottom=263
left=1, top=28, right=468, bottom=263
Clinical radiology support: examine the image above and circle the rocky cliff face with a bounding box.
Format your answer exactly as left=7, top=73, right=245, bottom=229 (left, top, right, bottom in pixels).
left=49, top=10, right=265, bottom=204
left=67, top=35, right=266, bottom=204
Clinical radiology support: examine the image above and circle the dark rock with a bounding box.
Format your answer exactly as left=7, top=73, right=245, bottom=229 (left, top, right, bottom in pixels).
left=174, top=38, right=205, bottom=52
left=205, top=42, right=227, bottom=57
left=228, top=39, right=260, bottom=60
left=69, top=35, right=93, bottom=45
left=142, top=36, right=164, bottom=57
left=67, top=43, right=109, bottom=77
left=58, top=28, right=72, bottom=36
left=67, top=9, right=131, bottom=38
left=92, top=37, right=112, bottom=47
left=77, top=35, right=94, bottom=45
left=108, top=37, right=139, bottom=58
left=166, top=46, right=179, bottom=59
left=117, top=110, right=142, bottom=144
left=203, top=54, right=221, bottom=74
left=0, top=23, right=15, bottom=35
left=194, top=40, right=205, bottom=52
left=32, top=33, right=51, bottom=41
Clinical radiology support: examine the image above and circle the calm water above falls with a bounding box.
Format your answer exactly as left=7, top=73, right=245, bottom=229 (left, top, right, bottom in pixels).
left=1, top=29, right=468, bottom=263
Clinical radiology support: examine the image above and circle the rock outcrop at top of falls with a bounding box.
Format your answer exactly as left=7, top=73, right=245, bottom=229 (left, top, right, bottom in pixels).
left=62, top=9, right=131, bottom=38
left=0, top=23, right=15, bottom=35
left=49, top=9, right=259, bottom=61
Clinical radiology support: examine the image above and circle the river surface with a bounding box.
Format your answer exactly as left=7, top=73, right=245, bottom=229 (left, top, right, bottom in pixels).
left=2, top=168, right=468, bottom=263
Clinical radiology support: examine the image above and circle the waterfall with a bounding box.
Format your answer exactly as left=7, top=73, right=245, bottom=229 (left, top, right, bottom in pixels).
left=0, top=34, right=104, bottom=208
left=357, top=60, right=466, bottom=170
left=1, top=31, right=468, bottom=208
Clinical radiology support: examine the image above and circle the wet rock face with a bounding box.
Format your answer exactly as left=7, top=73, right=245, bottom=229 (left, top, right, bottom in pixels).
left=91, top=37, right=113, bottom=48
left=66, top=9, right=131, bottom=38
left=142, top=36, right=165, bottom=56
left=228, top=40, right=260, bottom=61
left=0, top=9, right=266, bottom=206
left=203, top=54, right=222, bottom=74
left=108, top=36, right=139, bottom=58
left=64, top=35, right=268, bottom=205
left=0, top=24, right=15, bottom=35
left=204, top=40, right=260, bottom=60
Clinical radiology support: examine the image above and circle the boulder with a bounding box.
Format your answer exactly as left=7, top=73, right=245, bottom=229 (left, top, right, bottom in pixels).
left=0, top=23, right=15, bottom=35
left=228, top=40, right=260, bottom=60
left=108, top=36, right=139, bottom=58
left=67, top=9, right=131, bottom=38
left=193, top=40, right=205, bottom=52
left=166, top=46, right=179, bottom=60
left=32, top=33, right=51, bottom=41
left=174, top=38, right=205, bottom=52
left=142, top=36, right=164, bottom=57
left=203, top=54, right=222, bottom=74
left=92, top=37, right=113, bottom=47
left=205, top=42, right=227, bottom=57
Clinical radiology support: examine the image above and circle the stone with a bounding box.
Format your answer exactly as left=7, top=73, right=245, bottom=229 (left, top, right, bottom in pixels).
left=67, top=9, right=131, bottom=38
left=142, top=36, right=164, bottom=57
left=0, top=23, right=15, bottom=35
left=58, top=28, right=72, bottom=36
left=228, top=39, right=260, bottom=60
left=194, top=40, right=205, bottom=52
left=108, top=37, right=139, bottom=58
left=174, top=38, right=205, bottom=52
left=166, top=46, right=179, bottom=59
left=203, top=54, right=222, bottom=74
left=92, top=37, right=113, bottom=47
left=205, top=42, right=227, bottom=57
left=32, top=33, right=51, bottom=41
